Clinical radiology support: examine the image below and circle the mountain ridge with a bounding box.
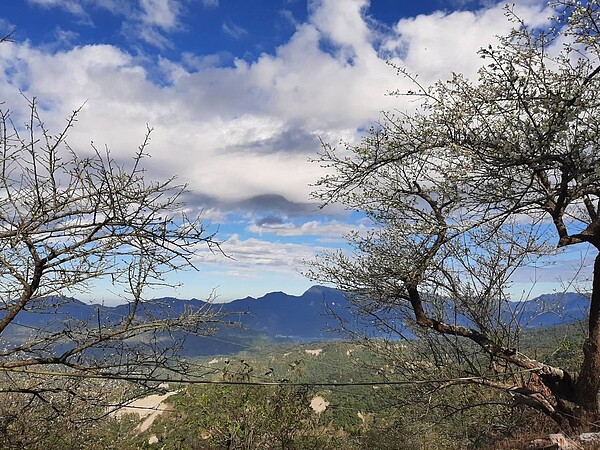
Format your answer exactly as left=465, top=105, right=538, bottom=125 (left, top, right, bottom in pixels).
left=2, top=287, right=591, bottom=356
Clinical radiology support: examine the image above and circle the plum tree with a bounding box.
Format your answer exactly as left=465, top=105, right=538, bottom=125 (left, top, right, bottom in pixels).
left=310, top=0, right=600, bottom=431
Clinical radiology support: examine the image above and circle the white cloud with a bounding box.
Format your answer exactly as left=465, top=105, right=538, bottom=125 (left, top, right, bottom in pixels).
left=309, top=0, right=372, bottom=59
left=248, top=220, right=370, bottom=237
left=194, top=234, right=324, bottom=273
left=181, top=51, right=234, bottom=70
left=0, top=0, right=552, bottom=213
left=202, top=0, right=219, bottom=7
left=4, top=0, right=565, bottom=299
left=53, top=27, right=80, bottom=47
left=222, top=21, right=248, bottom=39
left=383, top=2, right=551, bottom=84
left=27, top=0, right=183, bottom=49
left=139, top=0, right=181, bottom=30
left=28, top=0, right=86, bottom=15
left=125, top=22, right=174, bottom=49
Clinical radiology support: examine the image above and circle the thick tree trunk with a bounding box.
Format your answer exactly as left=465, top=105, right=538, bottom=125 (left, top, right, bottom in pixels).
left=510, top=253, right=600, bottom=434
left=406, top=252, right=600, bottom=431
left=571, top=252, right=600, bottom=424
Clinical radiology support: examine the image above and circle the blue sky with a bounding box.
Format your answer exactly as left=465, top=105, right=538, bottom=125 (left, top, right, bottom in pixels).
left=2, top=0, right=583, bottom=303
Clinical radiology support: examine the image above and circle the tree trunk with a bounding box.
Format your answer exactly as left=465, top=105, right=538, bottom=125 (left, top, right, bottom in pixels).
left=573, top=251, right=600, bottom=428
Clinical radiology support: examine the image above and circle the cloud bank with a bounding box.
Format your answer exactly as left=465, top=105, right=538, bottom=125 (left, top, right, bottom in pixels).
left=3, top=0, right=556, bottom=300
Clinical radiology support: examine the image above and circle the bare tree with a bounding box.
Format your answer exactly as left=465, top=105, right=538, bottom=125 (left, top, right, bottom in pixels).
left=309, top=1, right=600, bottom=432
left=0, top=96, right=222, bottom=429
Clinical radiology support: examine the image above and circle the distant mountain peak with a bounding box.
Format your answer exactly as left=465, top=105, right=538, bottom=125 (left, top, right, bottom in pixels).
left=304, top=285, right=339, bottom=295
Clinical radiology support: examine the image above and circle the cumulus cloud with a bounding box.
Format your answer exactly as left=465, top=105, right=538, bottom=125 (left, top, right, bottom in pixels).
left=1, top=0, right=552, bottom=213
left=381, top=3, right=550, bottom=84
left=4, top=0, right=561, bottom=298
left=309, top=0, right=372, bottom=59
left=194, top=234, right=325, bottom=273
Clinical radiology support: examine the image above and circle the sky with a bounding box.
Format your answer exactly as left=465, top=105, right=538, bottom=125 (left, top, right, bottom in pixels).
left=0, top=0, right=587, bottom=303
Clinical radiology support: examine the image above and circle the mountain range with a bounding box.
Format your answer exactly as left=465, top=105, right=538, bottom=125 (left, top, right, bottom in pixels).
left=3, top=287, right=591, bottom=356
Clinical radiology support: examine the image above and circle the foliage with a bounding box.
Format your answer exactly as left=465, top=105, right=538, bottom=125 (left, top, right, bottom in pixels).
left=0, top=375, right=139, bottom=450
left=143, top=384, right=333, bottom=450
left=20, top=331, right=581, bottom=449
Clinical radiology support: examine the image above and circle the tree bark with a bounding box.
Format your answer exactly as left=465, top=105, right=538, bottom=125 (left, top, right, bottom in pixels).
left=406, top=272, right=600, bottom=431
left=574, top=252, right=600, bottom=419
